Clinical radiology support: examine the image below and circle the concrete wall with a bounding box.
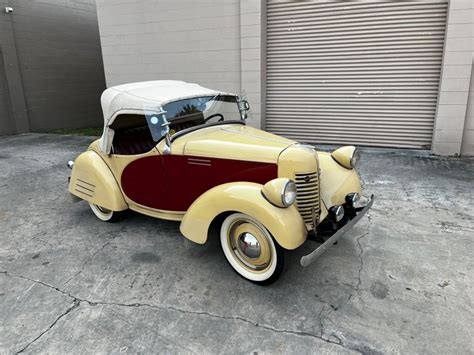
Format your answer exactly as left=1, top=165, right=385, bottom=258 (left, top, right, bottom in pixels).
left=0, top=48, right=15, bottom=134
left=461, top=58, right=474, bottom=155
left=431, top=0, right=473, bottom=156
left=97, top=0, right=241, bottom=91
left=0, top=0, right=105, bottom=134
left=0, top=0, right=29, bottom=134
left=96, top=0, right=263, bottom=128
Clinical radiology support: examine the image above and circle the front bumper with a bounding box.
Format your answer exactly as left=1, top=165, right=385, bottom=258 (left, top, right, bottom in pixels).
left=300, top=194, right=374, bottom=267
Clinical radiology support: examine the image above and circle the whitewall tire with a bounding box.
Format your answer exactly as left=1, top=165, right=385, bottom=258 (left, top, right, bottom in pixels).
left=88, top=202, right=123, bottom=223
left=220, top=213, right=284, bottom=285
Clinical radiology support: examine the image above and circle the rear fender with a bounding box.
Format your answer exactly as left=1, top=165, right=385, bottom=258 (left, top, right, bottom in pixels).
left=180, top=182, right=307, bottom=250
left=68, top=151, right=127, bottom=211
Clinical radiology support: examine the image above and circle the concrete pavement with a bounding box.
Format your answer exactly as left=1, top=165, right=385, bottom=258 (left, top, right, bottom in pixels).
left=0, top=133, right=473, bottom=354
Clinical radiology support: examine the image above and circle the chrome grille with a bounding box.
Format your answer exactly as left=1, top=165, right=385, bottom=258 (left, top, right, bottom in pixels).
left=294, top=171, right=320, bottom=227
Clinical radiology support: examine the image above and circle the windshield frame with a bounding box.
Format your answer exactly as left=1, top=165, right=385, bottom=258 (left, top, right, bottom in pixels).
left=144, top=94, right=246, bottom=144
left=170, top=119, right=246, bottom=142
left=163, top=94, right=243, bottom=122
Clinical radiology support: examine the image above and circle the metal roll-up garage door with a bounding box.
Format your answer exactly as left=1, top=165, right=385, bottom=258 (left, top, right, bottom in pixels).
left=265, top=1, right=448, bottom=148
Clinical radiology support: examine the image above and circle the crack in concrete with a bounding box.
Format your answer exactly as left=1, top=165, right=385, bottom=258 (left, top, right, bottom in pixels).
left=316, top=211, right=375, bottom=352
left=63, top=239, right=112, bottom=286
left=97, top=301, right=355, bottom=351
left=1, top=209, right=376, bottom=354
left=318, top=305, right=326, bottom=337
left=0, top=271, right=82, bottom=354
left=351, top=230, right=369, bottom=300
left=351, top=211, right=373, bottom=300
left=15, top=300, right=80, bottom=354
left=1, top=270, right=362, bottom=353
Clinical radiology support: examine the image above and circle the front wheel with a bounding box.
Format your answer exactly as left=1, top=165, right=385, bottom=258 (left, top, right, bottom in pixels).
left=220, top=213, right=284, bottom=285
left=88, top=202, right=124, bottom=223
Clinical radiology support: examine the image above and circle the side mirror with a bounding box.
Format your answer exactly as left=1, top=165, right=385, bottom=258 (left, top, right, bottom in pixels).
left=242, top=100, right=250, bottom=111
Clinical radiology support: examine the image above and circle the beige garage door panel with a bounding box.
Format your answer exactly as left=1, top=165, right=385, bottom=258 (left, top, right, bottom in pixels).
left=266, top=0, right=448, bottom=148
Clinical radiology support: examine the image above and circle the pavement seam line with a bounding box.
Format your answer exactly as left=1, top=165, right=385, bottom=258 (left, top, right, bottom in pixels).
left=1, top=271, right=360, bottom=353
left=63, top=238, right=112, bottom=286
left=85, top=301, right=359, bottom=352
left=0, top=271, right=82, bottom=353
left=316, top=212, right=374, bottom=352
left=15, top=300, right=81, bottom=354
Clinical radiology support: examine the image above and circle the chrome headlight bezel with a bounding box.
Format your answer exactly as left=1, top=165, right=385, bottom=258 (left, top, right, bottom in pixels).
left=329, top=205, right=345, bottom=222
left=282, top=180, right=297, bottom=207
left=331, top=146, right=360, bottom=170
left=345, top=192, right=360, bottom=207
left=262, top=178, right=297, bottom=208
left=350, top=148, right=360, bottom=168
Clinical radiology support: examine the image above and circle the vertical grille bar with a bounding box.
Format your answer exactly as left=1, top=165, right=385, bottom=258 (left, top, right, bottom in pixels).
left=294, top=171, right=320, bottom=227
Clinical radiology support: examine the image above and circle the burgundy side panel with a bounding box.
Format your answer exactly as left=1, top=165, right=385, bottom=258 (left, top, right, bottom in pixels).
left=121, top=156, right=167, bottom=208
left=121, top=155, right=277, bottom=212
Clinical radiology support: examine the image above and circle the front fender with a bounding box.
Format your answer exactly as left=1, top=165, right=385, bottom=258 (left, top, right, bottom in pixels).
left=318, top=152, right=362, bottom=220
left=180, top=182, right=307, bottom=250
left=68, top=150, right=127, bottom=211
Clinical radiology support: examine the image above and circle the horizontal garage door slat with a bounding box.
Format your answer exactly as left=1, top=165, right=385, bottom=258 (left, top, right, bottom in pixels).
left=265, top=0, right=447, bottom=148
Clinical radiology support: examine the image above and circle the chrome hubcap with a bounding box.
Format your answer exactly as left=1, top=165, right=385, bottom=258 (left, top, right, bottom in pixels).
left=228, top=220, right=272, bottom=272
left=238, top=232, right=261, bottom=259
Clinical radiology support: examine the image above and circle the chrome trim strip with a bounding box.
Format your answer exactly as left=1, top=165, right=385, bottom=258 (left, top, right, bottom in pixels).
left=188, top=158, right=211, bottom=162
left=188, top=158, right=212, bottom=166
left=188, top=162, right=211, bottom=166
left=300, top=194, right=374, bottom=267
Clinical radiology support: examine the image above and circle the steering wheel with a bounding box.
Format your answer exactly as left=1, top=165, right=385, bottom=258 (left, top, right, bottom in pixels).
left=204, top=113, right=224, bottom=122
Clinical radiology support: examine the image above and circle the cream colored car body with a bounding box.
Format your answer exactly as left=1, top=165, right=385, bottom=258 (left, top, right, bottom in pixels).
left=68, top=80, right=371, bottom=284
left=69, top=123, right=362, bottom=251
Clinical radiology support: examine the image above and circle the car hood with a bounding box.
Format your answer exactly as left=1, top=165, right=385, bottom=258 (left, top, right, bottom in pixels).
left=179, top=123, right=296, bottom=163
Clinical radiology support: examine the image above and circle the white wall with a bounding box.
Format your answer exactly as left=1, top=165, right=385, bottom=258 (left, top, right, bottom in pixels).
left=97, top=0, right=240, bottom=93
left=96, top=0, right=263, bottom=128
left=461, top=58, right=474, bottom=155
left=431, top=0, right=473, bottom=156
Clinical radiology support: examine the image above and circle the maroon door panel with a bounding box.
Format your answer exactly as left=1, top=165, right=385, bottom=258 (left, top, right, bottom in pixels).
left=121, top=156, right=166, bottom=208
left=121, top=155, right=277, bottom=212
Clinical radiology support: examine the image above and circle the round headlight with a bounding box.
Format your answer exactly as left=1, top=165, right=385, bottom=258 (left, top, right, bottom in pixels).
left=282, top=180, right=297, bottom=207
left=350, top=148, right=360, bottom=168
left=345, top=192, right=360, bottom=207
left=331, top=146, right=358, bottom=169
left=262, top=178, right=297, bottom=208
left=329, top=205, right=345, bottom=222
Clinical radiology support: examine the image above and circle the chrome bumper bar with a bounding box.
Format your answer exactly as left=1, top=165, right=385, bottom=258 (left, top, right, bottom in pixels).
left=300, top=194, right=374, bottom=267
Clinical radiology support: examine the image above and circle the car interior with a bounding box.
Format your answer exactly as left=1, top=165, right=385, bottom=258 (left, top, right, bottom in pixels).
left=110, top=113, right=206, bottom=155
left=110, top=114, right=155, bottom=155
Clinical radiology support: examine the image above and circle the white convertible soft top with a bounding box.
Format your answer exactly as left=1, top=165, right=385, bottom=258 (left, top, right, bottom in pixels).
left=98, top=80, right=234, bottom=153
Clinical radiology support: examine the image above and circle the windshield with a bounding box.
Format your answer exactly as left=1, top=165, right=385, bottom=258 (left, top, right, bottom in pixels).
left=166, top=95, right=240, bottom=120
left=145, top=95, right=242, bottom=142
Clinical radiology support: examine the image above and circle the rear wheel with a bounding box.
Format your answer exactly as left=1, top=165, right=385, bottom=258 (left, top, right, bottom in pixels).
left=220, top=213, right=284, bottom=285
left=88, top=202, right=124, bottom=223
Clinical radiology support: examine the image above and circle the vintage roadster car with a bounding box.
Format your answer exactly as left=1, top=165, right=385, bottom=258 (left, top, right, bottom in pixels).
left=67, top=80, right=373, bottom=284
